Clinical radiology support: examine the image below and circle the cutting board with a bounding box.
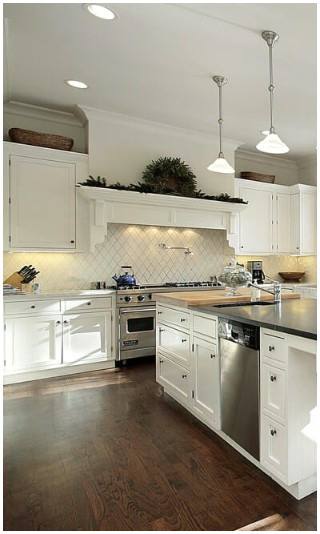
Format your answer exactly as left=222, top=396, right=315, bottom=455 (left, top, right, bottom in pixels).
left=152, top=288, right=301, bottom=307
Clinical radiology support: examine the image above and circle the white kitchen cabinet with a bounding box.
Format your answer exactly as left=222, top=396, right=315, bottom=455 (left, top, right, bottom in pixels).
left=5, top=315, right=62, bottom=371
left=62, top=311, right=112, bottom=364
left=157, top=323, right=190, bottom=368
left=291, top=191, right=317, bottom=255
left=238, top=185, right=274, bottom=254
left=156, top=352, right=191, bottom=407
left=261, top=363, right=286, bottom=423
left=235, top=179, right=316, bottom=256
left=261, top=414, right=288, bottom=482
left=191, top=336, right=220, bottom=428
left=3, top=142, right=89, bottom=251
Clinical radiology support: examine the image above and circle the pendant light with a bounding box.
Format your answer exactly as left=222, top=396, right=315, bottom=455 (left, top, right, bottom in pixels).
left=207, top=76, right=234, bottom=174
left=256, top=31, right=289, bottom=154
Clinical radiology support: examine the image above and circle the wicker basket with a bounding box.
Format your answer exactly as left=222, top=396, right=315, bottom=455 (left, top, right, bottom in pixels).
left=9, top=128, right=74, bottom=151
left=240, top=171, right=275, bottom=184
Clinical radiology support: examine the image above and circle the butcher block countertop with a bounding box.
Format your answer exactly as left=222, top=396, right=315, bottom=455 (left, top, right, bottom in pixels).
left=152, top=288, right=300, bottom=308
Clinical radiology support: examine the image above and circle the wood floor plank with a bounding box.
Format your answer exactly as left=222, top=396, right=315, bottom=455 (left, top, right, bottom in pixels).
left=4, top=359, right=317, bottom=531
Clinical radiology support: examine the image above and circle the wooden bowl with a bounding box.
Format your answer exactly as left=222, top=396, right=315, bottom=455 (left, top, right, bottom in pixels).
left=278, top=271, right=305, bottom=282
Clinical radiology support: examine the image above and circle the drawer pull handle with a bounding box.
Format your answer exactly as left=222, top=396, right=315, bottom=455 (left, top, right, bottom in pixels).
left=182, top=374, right=187, bottom=379
left=30, top=305, right=36, bottom=309
left=180, top=318, right=186, bottom=322
left=268, top=345, right=275, bottom=352
left=270, top=429, right=277, bottom=436
left=210, top=353, right=215, bottom=358
left=56, top=320, right=61, bottom=325
left=181, top=339, right=187, bottom=343
left=270, top=375, right=277, bottom=382
left=70, top=240, right=75, bottom=244
left=87, top=302, right=92, bottom=305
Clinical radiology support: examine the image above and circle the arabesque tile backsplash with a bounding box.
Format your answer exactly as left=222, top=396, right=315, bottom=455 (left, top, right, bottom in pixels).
left=4, top=224, right=316, bottom=290
left=3, top=224, right=234, bottom=290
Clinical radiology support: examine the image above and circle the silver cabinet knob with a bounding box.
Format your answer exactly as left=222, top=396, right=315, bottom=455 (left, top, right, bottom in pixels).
left=180, top=318, right=186, bottom=322
left=70, top=240, right=75, bottom=244
left=270, top=375, right=277, bottom=382
left=157, top=311, right=162, bottom=315
left=181, top=339, right=187, bottom=343
left=159, top=359, right=164, bottom=364
left=87, top=302, right=92, bottom=305
left=159, top=328, right=165, bottom=333
left=56, top=320, right=61, bottom=325
left=268, top=345, right=275, bottom=352
left=63, top=320, right=69, bottom=325
left=270, top=429, right=277, bottom=436
left=210, top=353, right=215, bottom=358
left=182, top=374, right=187, bottom=379
left=30, top=305, right=36, bottom=309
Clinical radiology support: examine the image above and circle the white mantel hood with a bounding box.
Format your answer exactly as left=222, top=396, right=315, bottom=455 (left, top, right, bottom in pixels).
left=78, top=186, right=246, bottom=251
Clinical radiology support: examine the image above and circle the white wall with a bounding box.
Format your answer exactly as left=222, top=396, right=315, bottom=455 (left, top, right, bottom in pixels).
left=297, top=155, right=317, bottom=186
left=235, top=148, right=300, bottom=185
left=3, top=101, right=87, bottom=154
left=80, top=106, right=240, bottom=196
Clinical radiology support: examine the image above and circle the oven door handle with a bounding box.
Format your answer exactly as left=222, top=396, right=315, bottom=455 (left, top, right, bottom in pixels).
left=120, top=307, right=156, bottom=314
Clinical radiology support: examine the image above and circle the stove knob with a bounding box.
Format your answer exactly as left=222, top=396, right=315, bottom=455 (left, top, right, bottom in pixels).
left=138, top=295, right=145, bottom=302
left=124, top=296, right=132, bottom=302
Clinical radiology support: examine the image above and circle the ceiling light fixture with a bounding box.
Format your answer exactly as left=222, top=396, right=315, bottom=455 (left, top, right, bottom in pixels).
left=207, top=76, right=234, bottom=174
left=65, top=80, right=88, bottom=89
left=256, top=31, right=289, bottom=154
left=85, top=4, right=116, bottom=20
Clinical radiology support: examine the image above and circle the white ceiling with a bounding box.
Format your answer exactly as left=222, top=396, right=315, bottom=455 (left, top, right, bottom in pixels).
left=3, top=3, right=317, bottom=159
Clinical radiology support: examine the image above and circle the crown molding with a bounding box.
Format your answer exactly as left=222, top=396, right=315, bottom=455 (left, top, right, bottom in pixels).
left=236, top=148, right=298, bottom=169
left=4, top=101, right=86, bottom=127
left=77, top=105, right=243, bottom=149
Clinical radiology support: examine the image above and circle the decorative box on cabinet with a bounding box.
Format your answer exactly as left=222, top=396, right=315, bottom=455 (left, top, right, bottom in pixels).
left=3, top=142, right=89, bottom=252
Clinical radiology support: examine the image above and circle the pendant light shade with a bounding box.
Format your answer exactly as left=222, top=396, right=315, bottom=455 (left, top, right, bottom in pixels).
left=256, top=31, right=289, bottom=155
left=208, top=75, right=234, bottom=174
left=207, top=157, right=235, bottom=174
left=256, top=132, right=289, bottom=154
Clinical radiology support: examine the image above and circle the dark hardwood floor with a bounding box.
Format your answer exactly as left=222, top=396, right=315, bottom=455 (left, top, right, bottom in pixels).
left=4, top=358, right=317, bottom=531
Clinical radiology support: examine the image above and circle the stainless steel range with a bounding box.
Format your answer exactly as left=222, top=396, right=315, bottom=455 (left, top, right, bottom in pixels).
left=116, top=280, right=223, bottom=363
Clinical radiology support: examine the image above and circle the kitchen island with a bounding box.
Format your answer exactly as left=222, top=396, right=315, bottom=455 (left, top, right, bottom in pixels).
left=154, top=289, right=317, bottom=501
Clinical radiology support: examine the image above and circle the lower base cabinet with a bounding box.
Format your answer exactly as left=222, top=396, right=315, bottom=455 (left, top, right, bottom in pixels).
left=5, top=315, right=62, bottom=371
left=192, top=336, right=220, bottom=428
left=156, top=353, right=191, bottom=406
left=62, top=311, right=112, bottom=364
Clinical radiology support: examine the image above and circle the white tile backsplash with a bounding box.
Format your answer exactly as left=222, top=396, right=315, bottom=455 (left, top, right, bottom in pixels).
left=3, top=224, right=234, bottom=290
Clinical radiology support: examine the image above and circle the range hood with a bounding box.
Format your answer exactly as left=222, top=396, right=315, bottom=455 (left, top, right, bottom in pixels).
left=78, top=186, right=246, bottom=251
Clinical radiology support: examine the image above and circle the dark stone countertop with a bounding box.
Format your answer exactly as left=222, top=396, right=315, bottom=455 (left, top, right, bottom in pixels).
left=193, top=298, right=317, bottom=340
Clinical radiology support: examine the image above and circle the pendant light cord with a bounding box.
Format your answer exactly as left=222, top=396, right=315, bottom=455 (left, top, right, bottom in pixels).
left=268, top=42, right=275, bottom=133
left=218, top=81, right=223, bottom=157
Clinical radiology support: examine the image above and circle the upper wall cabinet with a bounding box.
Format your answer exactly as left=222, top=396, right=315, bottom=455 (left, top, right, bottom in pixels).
left=235, top=179, right=316, bottom=256
left=3, top=142, right=89, bottom=252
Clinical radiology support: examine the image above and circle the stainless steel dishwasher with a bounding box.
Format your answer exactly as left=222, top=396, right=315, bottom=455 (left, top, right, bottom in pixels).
left=219, top=318, right=260, bottom=460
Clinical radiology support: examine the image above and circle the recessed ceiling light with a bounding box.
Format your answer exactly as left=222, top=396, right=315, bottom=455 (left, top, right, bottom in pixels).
left=85, top=4, right=117, bottom=20
left=65, top=80, right=88, bottom=89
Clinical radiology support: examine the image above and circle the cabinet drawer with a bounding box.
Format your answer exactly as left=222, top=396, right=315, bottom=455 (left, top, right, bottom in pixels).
left=157, top=324, right=190, bottom=368
left=193, top=312, right=217, bottom=340
left=261, top=414, right=288, bottom=484
left=4, top=299, right=61, bottom=315
left=156, top=353, right=190, bottom=407
left=63, top=297, right=112, bottom=313
left=261, top=330, right=287, bottom=365
left=157, top=305, right=190, bottom=329
left=261, top=363, right=286, bottom=423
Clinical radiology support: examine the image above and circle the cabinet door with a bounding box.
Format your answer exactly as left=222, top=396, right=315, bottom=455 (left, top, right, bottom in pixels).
left=62, top=312, right=112, bottom=364
left=192, top=336, right=220, bottom=428
left=10, top=155, right=76, bottom=249
left=276, top=194, right=291, bottom=254
left=261, top=414, right=288, bottom=484
left=157, top=324, right=190, bottom=368
left=261, top=363, right=286, bottom=423
left=156, top=353, right=191, bottom=406
left=301, top=193, right=316, bottom=255
left=238, top=187, right=273, bottom=254
left=5, top=315, right=62, bottom=371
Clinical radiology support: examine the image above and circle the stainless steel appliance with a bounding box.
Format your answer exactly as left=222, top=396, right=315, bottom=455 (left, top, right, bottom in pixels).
left=116, top=280, right=223, bottom=362
left=219, top=318, right=260, bottom=460
left=247, top=260, right=265, bottom=284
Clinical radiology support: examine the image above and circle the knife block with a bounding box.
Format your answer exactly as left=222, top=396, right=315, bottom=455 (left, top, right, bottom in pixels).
left=4, top=272, right=24, bottom=289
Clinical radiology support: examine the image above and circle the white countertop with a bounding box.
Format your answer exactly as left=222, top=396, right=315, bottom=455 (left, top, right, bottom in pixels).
left=3, top=289, right=116, bottom=302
